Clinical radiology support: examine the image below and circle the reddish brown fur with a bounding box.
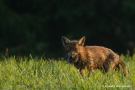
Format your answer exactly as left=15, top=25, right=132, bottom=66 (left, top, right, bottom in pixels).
left=62, top=36, right=129, bottom=77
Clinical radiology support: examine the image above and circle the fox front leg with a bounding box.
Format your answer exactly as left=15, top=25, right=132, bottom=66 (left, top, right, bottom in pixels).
left=87, top=66, right=93, bottom=77
left=79, top=68, right=85, bottom=77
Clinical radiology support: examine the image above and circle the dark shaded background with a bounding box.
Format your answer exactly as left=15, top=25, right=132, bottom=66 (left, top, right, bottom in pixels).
left=0, top=0, right=135, bottom=58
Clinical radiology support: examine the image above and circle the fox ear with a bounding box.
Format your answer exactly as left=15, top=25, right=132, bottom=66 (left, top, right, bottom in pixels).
left=62, top=36, right=70, bottom=47
left=78, top=36, right=85, bottom=46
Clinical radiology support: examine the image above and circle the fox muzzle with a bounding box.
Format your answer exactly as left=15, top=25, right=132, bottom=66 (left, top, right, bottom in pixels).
left=66, top=53, right=78, bottom=63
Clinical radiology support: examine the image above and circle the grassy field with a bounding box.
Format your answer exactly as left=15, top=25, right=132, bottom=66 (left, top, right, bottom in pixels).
left=0, top=54, right=135, bottom=90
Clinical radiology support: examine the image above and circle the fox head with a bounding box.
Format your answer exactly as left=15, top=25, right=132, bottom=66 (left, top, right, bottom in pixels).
left=62, top=36, right=86, bottom=63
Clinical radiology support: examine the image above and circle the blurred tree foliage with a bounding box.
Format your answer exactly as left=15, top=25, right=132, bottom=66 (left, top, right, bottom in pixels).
left=0, top=0, right=135, bottom=58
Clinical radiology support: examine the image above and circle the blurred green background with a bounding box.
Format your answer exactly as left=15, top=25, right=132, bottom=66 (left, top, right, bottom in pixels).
left=0, top=0, right=135, bottom=58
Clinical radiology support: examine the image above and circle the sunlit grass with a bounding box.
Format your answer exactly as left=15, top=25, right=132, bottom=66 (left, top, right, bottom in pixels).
left=0, top=54, right=134, bottom=90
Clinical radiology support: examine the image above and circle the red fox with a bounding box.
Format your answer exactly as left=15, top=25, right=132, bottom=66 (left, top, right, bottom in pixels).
left=62, top=36, right=129, bottom=77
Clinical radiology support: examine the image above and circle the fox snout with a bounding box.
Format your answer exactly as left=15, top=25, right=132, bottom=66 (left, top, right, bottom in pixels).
left=66, top=52, right=78, bottom=63
left=68, top=53, right=77, bottom=58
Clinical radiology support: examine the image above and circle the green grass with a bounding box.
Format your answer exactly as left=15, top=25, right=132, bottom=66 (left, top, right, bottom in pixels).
left=0, top=54, right=135, bottom=90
